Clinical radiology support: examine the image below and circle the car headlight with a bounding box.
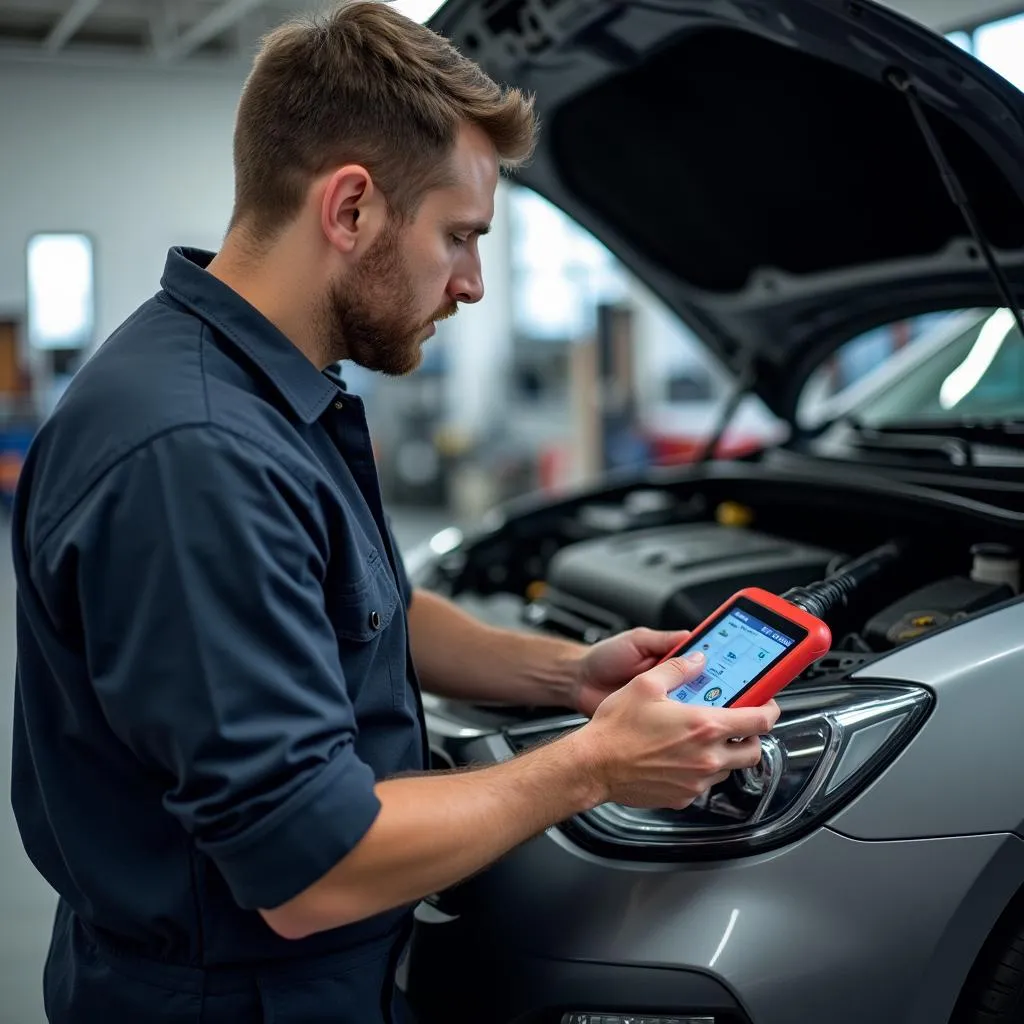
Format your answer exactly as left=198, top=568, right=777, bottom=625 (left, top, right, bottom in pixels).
left=505, top=683, right=931, bottom=859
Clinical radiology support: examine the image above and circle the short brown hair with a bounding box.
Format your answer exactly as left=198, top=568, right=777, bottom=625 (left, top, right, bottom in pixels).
left=229, top=0, right=538, bottom=242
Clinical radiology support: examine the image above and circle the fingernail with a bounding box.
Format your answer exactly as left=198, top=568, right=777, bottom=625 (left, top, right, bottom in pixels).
left=684, top=652, right=705, bottom=666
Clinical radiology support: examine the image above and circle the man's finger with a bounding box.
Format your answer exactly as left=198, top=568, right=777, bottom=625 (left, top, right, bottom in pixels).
left=719, top=735, right=765, bottom=771
left=631, top=627, right=692, bottom=658
left=642, top=651, right=705, bottom=694
left=713, top=703, right=781, bottom=738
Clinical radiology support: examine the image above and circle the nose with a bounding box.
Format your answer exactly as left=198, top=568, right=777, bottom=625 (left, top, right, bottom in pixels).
left=449, top=251, right=484, bottom=305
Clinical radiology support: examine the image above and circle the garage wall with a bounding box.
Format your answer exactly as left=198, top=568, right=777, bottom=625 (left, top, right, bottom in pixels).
left=0, top=55, right=732, bottom=444
left=0, top=62, right=244, bottom=347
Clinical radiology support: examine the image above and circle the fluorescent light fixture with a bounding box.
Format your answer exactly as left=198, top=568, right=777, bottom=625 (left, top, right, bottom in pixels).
left=939, top=307, right=1014, bottom=409
left=26, top=233, right=95, bottom=351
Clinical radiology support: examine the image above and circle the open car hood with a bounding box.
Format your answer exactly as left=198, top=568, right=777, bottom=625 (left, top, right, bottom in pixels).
left=430, top=0, right=1024, bottom=423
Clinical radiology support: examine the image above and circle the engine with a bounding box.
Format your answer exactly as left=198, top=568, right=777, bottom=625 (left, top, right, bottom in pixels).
left=536, top=523, right=838, bottom=635
left=525, top=516, right=1019, bottom=670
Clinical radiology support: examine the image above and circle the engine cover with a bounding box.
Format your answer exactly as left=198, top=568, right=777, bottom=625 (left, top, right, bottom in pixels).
left=544, top=524, right=839, bottom=630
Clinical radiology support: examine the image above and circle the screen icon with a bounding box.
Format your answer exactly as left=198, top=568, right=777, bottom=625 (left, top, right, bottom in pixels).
left=704, top=687, right=723, bottom=702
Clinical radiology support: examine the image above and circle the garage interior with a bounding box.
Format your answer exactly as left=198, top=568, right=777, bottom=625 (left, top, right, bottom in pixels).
left=1, top=1, right=1022, bottom=1022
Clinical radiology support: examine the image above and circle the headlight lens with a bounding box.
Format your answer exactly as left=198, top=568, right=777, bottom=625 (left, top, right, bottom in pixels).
left=505, top=683, right=931, bottom=859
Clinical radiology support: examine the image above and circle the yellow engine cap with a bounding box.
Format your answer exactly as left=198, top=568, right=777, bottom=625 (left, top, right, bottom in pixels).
left=716, top=501, right=754, bottom=528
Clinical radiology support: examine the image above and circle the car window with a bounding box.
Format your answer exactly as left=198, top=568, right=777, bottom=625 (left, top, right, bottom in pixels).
left=798, top=308, right=1024, bottom=428
left=849, top=309, right=1024, bottom=426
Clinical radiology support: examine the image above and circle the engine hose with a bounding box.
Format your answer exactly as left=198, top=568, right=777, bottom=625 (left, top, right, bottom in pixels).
left=782, top=539, right=906, bottom=620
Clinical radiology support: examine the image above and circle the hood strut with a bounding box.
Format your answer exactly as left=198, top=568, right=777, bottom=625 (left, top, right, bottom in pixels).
left=887, top=67, right=1024, bottom=345
left=698, top=359, right=756, bottom=463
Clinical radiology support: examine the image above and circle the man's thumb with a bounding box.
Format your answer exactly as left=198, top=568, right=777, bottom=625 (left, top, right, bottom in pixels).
left=645, top=651, right=706, bottom=694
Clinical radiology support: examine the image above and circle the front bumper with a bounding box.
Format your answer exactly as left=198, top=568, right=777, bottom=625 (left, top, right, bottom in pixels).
left=404, top=818, right=1024, bottom=1024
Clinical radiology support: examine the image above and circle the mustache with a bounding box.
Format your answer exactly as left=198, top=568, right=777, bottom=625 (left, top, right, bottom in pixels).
left=427, top=303, right=458, bottom=327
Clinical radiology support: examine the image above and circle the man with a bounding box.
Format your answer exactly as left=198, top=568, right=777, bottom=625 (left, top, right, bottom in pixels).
left=10, top=4, right=779, bottom=1023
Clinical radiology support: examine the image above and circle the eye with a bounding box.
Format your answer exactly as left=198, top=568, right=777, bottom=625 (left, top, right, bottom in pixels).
left=451, top=234, right=467, bottom=247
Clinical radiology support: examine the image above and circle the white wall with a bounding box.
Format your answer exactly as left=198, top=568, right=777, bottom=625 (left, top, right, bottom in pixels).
left=0, top=62, right=245, bottom=348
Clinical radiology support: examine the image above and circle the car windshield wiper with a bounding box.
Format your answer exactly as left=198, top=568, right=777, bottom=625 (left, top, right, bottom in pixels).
left=839, top=418, right=977, bottom=466
left=839, top=417, right=1024, bottom=466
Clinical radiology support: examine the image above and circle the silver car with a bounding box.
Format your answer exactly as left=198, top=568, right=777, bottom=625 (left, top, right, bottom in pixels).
left=400, top=2, right=1024, bottom=1023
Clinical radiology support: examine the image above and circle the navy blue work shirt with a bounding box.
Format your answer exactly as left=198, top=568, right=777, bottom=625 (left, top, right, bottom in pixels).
left=10, top=247, right=427, bottom=1024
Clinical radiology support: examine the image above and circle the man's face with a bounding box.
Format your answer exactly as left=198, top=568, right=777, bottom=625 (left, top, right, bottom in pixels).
left=325, top=123, right=497, bottom=375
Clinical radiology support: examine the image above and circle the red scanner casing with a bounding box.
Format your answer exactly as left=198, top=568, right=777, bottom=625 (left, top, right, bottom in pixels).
left=658, top=586, right=833, bottom=708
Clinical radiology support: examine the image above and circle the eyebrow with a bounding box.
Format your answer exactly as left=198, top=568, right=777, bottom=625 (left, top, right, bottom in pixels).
left=450, top=220, right=491, bottom=237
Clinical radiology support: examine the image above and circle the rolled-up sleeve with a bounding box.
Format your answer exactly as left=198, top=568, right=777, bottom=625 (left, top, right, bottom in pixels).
left=47, top=424, right=380, bottom=911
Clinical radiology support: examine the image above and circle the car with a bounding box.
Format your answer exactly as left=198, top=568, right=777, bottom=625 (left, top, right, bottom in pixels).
left=398, top=2, right=1024, bottom=1023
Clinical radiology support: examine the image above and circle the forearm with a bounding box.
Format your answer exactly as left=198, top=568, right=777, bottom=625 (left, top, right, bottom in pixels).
left=260, top=729, right=601, bottom=939
left=408, top=588, right=585, bottom=708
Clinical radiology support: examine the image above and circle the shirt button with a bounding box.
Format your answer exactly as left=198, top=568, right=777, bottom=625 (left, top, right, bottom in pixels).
left=369, top=610, right=381, bottom=630
left=333, top=400, right=344, bottom=410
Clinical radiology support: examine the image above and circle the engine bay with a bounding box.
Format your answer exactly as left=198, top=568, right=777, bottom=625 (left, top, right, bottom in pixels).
left=534, top=518, right=1018, bottom=658
left=422, top=465, right=1024, bottom=703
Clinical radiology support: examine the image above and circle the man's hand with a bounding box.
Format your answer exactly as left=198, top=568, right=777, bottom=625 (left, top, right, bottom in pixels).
left=571, top=627, right=690, bottom=717
left=579, top=654, right=781, bottom=810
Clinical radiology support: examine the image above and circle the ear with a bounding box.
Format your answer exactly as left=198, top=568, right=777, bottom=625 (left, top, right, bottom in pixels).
left=320, top=165, right=382, bottom=255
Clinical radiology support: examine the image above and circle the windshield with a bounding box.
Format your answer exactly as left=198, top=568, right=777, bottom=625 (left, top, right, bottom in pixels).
left=842, top=308, right=1024, bottom=428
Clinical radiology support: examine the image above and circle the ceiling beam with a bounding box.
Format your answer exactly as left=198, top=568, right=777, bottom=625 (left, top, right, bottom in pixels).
left=147, top=0, right=178, bottom=53
left=0, top=39, right=250, bottom=76
left=44, top=0, right=103, bottom=53
left=158, top=0, right=273, bottom=62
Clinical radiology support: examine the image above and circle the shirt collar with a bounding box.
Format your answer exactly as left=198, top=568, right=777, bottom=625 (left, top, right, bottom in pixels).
left=160, top=246, right=340, bottom=425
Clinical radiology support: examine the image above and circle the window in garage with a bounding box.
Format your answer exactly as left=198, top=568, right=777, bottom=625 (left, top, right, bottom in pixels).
left=508, top=186, right=627, bottom=345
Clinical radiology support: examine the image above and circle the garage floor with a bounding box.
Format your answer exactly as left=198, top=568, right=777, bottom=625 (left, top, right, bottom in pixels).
left=0, top=507, right=451, bottom=1024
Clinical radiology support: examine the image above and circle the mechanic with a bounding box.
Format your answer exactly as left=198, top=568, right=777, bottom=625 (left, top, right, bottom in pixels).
left=9, top=4, right=780, bottom=1023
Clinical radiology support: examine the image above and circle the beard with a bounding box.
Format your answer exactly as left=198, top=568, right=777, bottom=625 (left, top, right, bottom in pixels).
left=319, top=219, right=456, bottom=376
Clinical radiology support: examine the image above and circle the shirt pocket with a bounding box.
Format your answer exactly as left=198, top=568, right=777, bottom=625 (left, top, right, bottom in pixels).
left=331, top=550, right=405, bottom=710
